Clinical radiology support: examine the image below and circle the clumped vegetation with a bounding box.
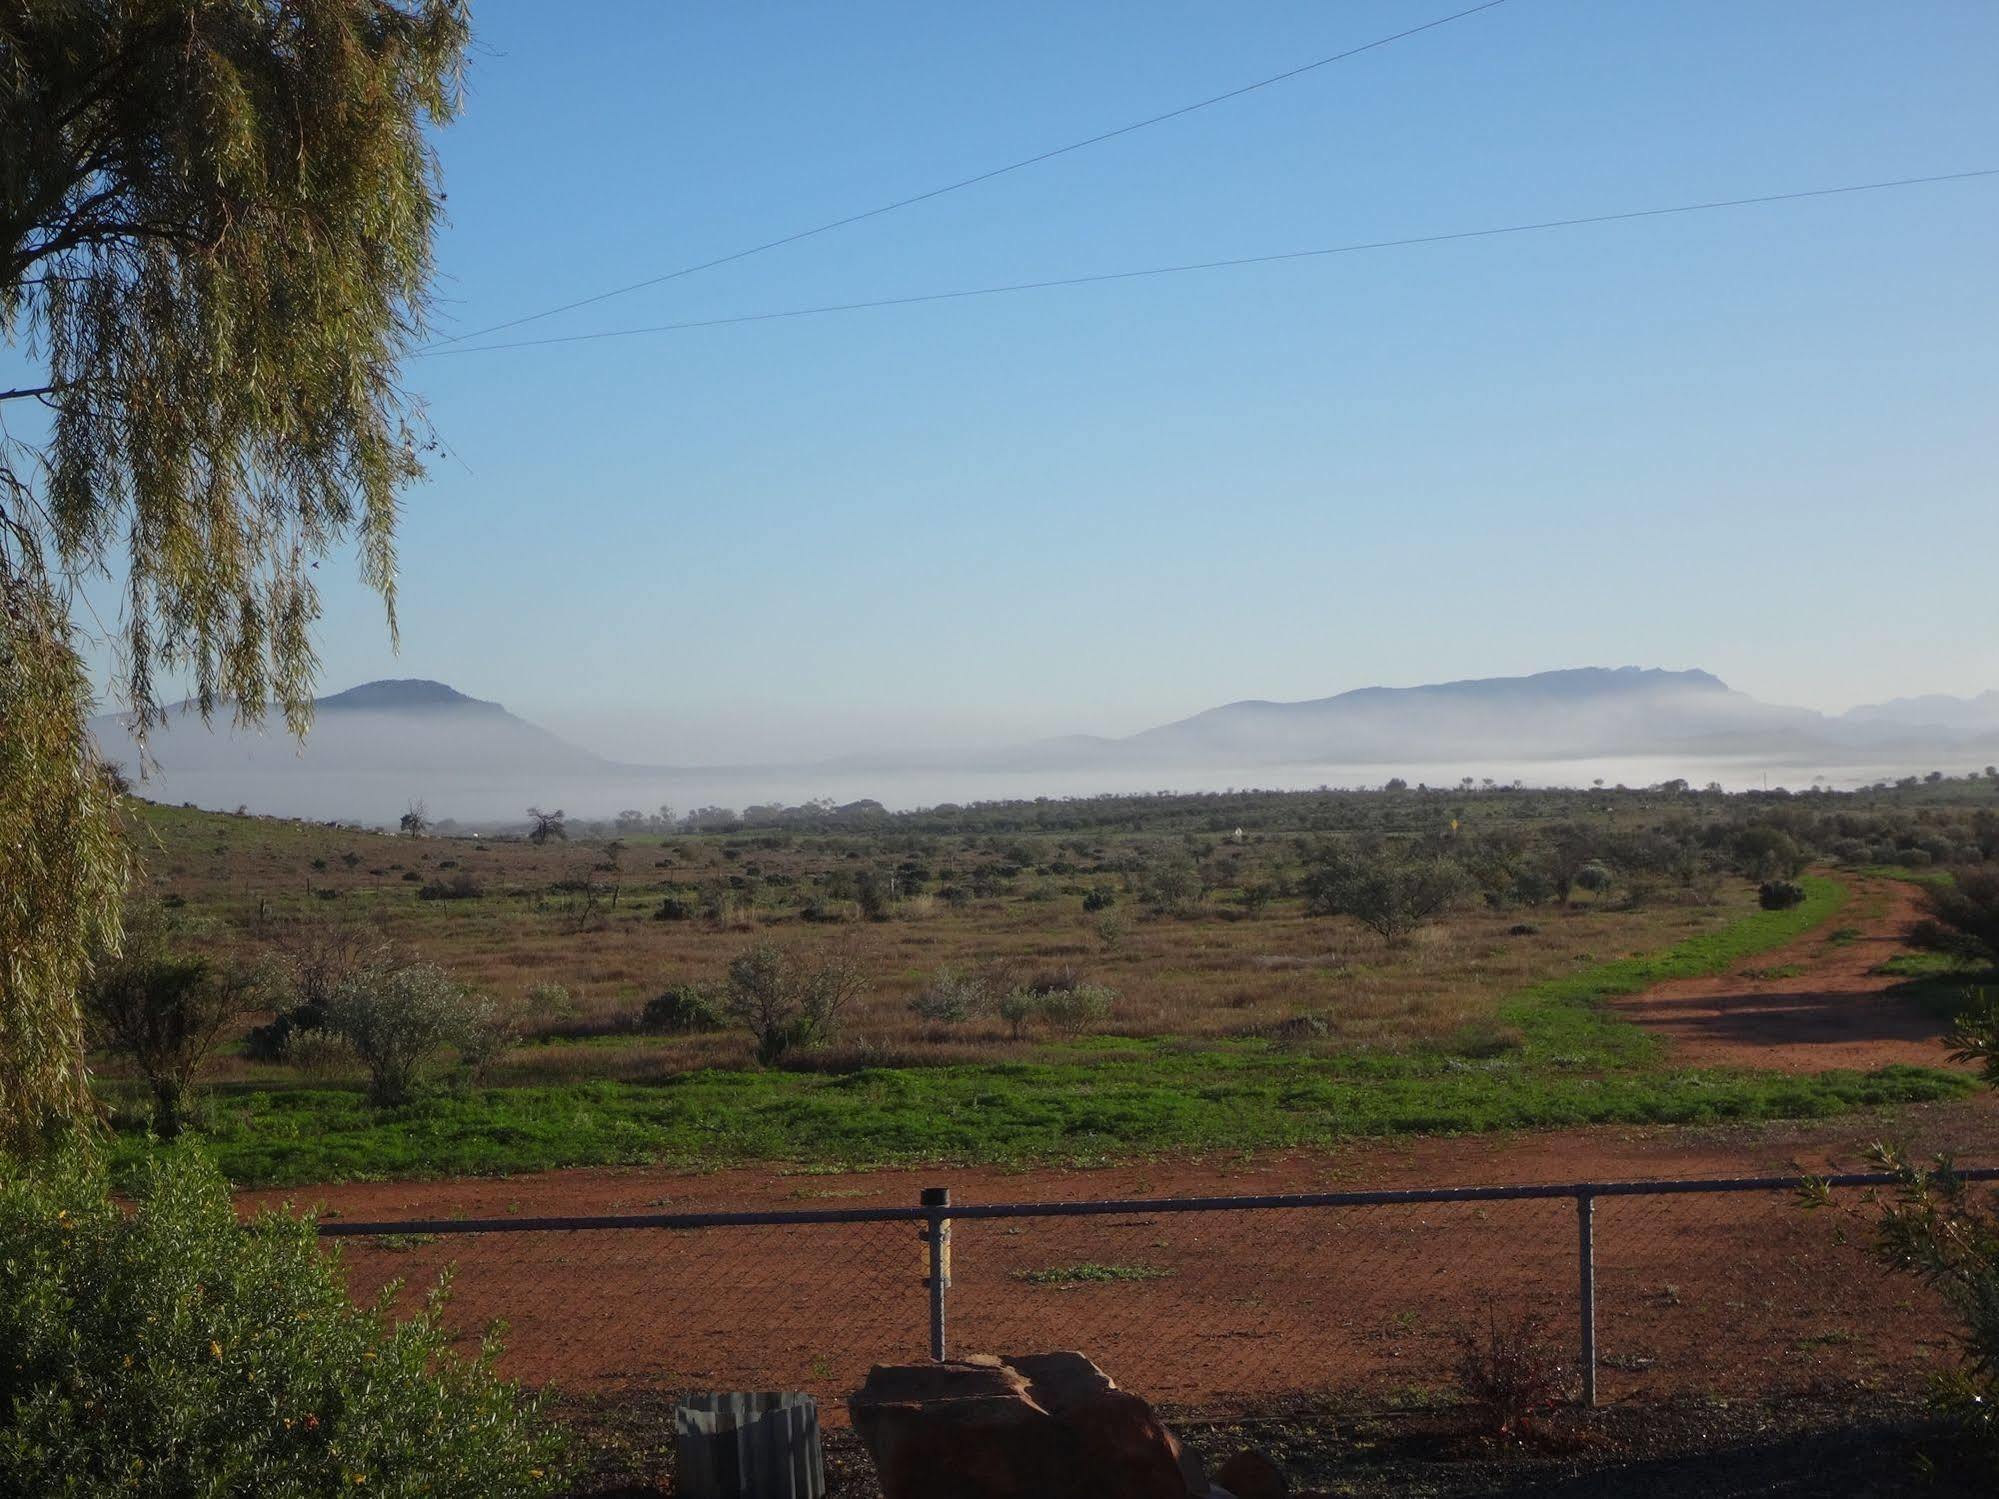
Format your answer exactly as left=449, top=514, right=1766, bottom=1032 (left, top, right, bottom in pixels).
left=1759, top=879, right=1809, bottom=911
left=83, top=904, right=254, bottom=1138
left=323, top=958, right=511, bottom=1106
left=723, top=942, right=868, bottom=1066
left=1908, top=867, right=1999, bottom=970
left=0, top=1148, right=564, bottom=1496
left=1303, top=847, right=1472, bottom=945
left=641, top=983, right=725, bottom=1035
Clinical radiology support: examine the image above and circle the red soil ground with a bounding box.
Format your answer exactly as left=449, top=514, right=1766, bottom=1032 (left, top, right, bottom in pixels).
left=1607, top=876, right=1967, bottom=1072
left=255, top=874, right=1994, bottom=1421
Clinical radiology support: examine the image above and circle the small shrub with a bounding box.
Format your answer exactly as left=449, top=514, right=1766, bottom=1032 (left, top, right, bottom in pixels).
left=908, top=966, right=989, bottom=1024
left=524, top=981, right=577, bottom=1018
left=1452, top=1308, right=1571, bottom=1440
left=0, top=1149, right=565, bottom=1496
left=1035, top=983, right=1114, bottom=1033
left=1907, top=867, right=1999, bottom=968
left=416, top=872, right=483, bottom=901
left=997, top=987, right=1039, bottom=1041
left=641, top=983, right=726, bottom=1034
left=652, top=894, right=693, bottom=921
left=323, top=960, right=506, bottom=1106
left=1758, top=879, right=1808, bottom=911
left=1081, top=886, right=1115, bottom=913
left=280, top=1026, right=358, bottom=1083
left=725, top=942, right=868, bottom=1066
left=996, top=982, right=1116, bottom=1038
left=83, top=903, right=256, bottom=1138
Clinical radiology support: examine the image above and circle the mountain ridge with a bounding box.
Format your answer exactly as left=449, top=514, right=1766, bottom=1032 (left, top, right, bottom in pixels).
left=90, top=668, right=1999, bottom=823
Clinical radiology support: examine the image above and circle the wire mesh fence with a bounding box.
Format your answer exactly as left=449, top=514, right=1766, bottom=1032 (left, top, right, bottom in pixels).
left=320, top=1168, right=1995, bottom=1428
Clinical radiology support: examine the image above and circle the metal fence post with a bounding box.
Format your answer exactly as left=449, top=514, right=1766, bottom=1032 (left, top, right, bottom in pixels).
left=1576, top=1190, right=1596, bottom=1408
left=922, top=1186, right=951, bottom=1362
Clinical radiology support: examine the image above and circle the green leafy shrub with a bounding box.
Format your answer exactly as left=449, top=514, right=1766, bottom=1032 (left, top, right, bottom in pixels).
left=640, top=983, right=725, bottom=1034
left=1758, top=879, right=1808, bottom=911
left=0, top=1148, right=565, bottom=1496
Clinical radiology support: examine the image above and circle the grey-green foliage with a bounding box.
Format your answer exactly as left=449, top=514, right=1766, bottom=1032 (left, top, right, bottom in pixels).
left=908, top=966, right=991, bottom=1024
left=322, top=959, right=502, bottom=1106
left=1302, top=847, right=1473, bottom=946
left=997, top=982, right=1116, bottom=1040
left=724, top=942, right=867, bottom=1066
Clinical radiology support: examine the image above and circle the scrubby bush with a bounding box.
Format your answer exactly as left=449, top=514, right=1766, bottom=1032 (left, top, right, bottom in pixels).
left=1303, top=849, right=1471, bottom=946
left=652, top=893, right=694, bottom=921
left=416, top=872, right=483, bottom=901
left=1907, top=867, right=1999, bottom=969
left=1034, top=983, right=1114, bottom=1033
left=1758, top=879, right=1808, bottom=911
left=724, top=942, right=868, bottom=1066
left=523, top=981, right=576, bottom=1018
left=323, top=960, right=508, bottom=1106
left=1081, top=886, right=1115, bottom=913
left=640, top=983, right=725, bottom=1034
left=242, top=920, right=373, bottom=1062
left=908, top=966, right=990, bottom=1024
left=1572, top=861, right=1614, bottom=901
left=1452, top=1307, right=1570, bottom=1440
left=0, top=1149, right=565, bottom=1496
left=996, top=979, right=1116, bottom=1038
left=1732, top=825, right=1808, bottom=880
left=1808, top=994, right=1999, bottom=1452
left=84, top=902, right=255, bottom=1138
left=279, top=1027, right=357, bottom=1083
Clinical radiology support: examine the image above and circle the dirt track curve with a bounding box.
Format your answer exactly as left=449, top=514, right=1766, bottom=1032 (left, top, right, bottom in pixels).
left=1609, top=875, right=1964, bottom=1072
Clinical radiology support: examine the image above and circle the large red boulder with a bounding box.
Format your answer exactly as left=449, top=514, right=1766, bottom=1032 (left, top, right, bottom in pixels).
left=849, top=1352, right=1198, bottom=1499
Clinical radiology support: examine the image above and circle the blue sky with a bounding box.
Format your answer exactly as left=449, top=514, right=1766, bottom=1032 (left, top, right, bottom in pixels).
left=55, top=2, right=1999, bottom=760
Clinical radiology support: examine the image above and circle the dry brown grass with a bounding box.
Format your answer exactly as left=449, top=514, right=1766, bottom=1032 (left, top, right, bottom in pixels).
left=133, top=802, right=1753, bottom=1088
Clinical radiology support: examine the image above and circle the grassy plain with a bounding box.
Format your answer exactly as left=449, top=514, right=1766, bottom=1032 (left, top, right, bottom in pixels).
left=100, top=792, right=1981, bottom=1186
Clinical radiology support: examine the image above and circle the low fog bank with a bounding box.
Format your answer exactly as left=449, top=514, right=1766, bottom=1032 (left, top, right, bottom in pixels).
left=115, top=753, right=1990, bottom=830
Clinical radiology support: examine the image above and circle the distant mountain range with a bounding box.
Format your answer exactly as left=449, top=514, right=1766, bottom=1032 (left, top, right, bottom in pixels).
left=91, top=668, right=1999, bottom=823
left=990, top=667, right=1999, bottom=770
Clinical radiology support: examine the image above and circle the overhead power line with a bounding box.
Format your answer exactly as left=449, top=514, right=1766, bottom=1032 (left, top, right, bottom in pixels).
left=418, top=168, right=1998, bottom=358
left=422, top=0, right=1514, bottom=350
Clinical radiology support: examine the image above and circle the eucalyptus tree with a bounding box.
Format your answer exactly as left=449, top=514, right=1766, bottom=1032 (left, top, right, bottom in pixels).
left=0, top=0, right=469, bottom=1152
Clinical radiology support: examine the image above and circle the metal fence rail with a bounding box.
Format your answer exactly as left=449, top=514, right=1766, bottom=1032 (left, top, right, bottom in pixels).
left=318, top=1167, right=1998, bottom=1421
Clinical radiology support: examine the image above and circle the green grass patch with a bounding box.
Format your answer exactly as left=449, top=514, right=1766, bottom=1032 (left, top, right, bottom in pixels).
left=1499, top=872, right=1848, bottom=1065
